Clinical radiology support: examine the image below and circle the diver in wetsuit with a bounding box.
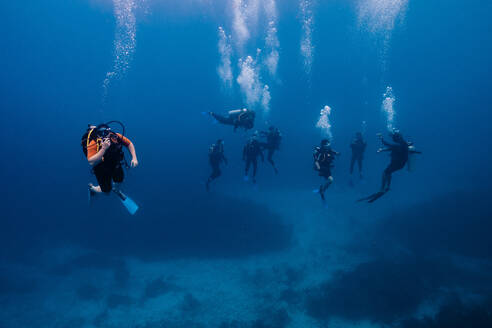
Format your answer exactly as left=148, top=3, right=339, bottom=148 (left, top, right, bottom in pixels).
left=209, top=108, right=255, bottom=131
left=350, top=132, right=366, bottom=178
left=358, top=130, right=421, bottom=203
left=313, top=139, right=340, bottom=200
left=206, top=139, right=228, bottom=191
left=83, top=123, right=138, bottom=194
left=243, top=136, right=264, bottom=184
left=81, top=122, right=140, bottom=214
left=260, top=126, right=282, bottom=174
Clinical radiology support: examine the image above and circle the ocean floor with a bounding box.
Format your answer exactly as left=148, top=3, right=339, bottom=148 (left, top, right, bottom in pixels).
left=1, top=187, right=491, bottom=328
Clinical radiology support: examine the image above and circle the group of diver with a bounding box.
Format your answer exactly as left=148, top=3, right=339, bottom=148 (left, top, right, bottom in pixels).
left=81, top=108, right=421, bottom=214
left=204, top=107, right=421, bottom=203
left=205, top=109, right=282, bottom=191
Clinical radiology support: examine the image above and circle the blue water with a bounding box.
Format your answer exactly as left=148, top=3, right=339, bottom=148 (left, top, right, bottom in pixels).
left=1, top=0, right=492, bottom=327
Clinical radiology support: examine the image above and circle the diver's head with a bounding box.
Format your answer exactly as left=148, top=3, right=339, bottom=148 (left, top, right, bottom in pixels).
left=96, top=125, right=111, bottom=138
left=391, top=130, right=404, bottom=143
left=217, top=139, right=223, bottom=145
left=321, top=139, right=330, bottom=146
left=356, top=132, right=363, bottom=139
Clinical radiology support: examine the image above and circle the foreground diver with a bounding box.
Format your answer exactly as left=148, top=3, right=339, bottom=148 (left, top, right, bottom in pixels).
left=260, top=126, right=282, bottom=174
left=243, top=135, right=264, bottom=184
left=206, top=139, right=228, bottom=191
left=313, top=139, right=340, bottom=200
left=209, top=108, right=255, bottom=131
left=350, top=132, right=366, bottom=179
left=358, top=130, right=421, bottom=203
left=81, top=122, right=139, bottom=214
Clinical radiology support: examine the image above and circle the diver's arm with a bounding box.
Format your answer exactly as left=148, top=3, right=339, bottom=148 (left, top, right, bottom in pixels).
left=126, top=142, right=139, bottom=167
left=87, top=139, right=110, bottom=166
left=381, top=138, right=391, bottom=147
left=88, top=149, right=106, bottom=166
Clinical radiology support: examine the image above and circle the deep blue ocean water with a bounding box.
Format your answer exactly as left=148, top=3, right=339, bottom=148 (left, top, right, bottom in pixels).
left=1, top=0, right=492, bottom=327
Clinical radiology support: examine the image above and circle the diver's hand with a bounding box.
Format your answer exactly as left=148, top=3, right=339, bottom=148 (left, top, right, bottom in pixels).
left=377, top=148, right=383, bottom=153
left=130, top=158, right=139, bottom=168
left=101, top=138, right=111, bottom=151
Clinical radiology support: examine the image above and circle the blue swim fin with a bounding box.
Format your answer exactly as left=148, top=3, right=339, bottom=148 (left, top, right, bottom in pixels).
left=114, top=190, right=139, bottom=215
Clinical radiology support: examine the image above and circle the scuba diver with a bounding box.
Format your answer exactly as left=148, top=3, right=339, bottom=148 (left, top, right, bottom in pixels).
left=350, top=132, right=367, bottom=179
left=243, top=134, right=264, bottom=184
left=81, top=121, right=139, bottom=214
left=358, top=130, right=421, bottom=203
left=313, top=139, right=340, bottom=201
left=208, top=108, right=255, bottom=131
left=259, top=126, right=282, bottom=174
left=206, top=139, right=228, bottom=191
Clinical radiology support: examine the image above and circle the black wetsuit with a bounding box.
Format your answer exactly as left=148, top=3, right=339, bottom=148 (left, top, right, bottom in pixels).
left=93, top=142, right=125, bottom=193
left=208, top=144, right=227, bottom=182
left=211, top=111, right=255, bottom=131
left=313, top=145, right=339, bottom=200
left=260, top=129, right=281, bottom=173
left=358, top=136, right=420, bottom=203
left=243, top=139, right=264, bottom=181
left=379, top=138, right=413, bottom=192
left=383, top=139, right=409, bottom=175
left=350, top=138, right=366, bottom=175
left=314, top=146, right=337, bottom=178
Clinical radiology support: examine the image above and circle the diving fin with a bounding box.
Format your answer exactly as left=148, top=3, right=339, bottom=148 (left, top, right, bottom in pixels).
left=88, top=184, right=96, bottom=205
left=357, top=190, right=387, bottom=203
left=202, top=111, right=218, bottom=124
left=113, top=190, right=139, bottom=215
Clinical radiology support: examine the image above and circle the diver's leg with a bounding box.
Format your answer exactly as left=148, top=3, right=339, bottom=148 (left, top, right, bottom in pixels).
left=381, top=171, right=388, bottom=192
left=245, top=158, right=251, bottom=176
left=92, top=163, right=113, bottom=194
left=350, top=156, right=355, bottom=174
left=268, top=149, right=278, bottom=173
left=210, top=163, right=220, bottom=180
left=111, top=165, right=125, bottom=192
left=386, top=173, right=392, bottom=191
left=89, top=183, right=102, bottom=194
left=324, top=176, right=333, bottom=191
left=319, top=175, right=327, bottom=200
left=358, top=157, right=363, bottom=177
left=381, top=166, right=393, bottom=192
left=252, top=158, right=258, bottom=183
left=210, top=113, right=234, bottom=125
left=207, top=165, right=219, bottom=191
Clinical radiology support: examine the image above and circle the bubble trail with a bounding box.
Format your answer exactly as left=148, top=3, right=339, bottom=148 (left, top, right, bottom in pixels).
left=217, top=27, right=233, bottom=88
left=300, top=0, right=314, bottom=74
left=102, top=0, right=138, bottom=102
left=316, top=105, right=333, bottom=139
left=382, top=86, right=396, bottom=131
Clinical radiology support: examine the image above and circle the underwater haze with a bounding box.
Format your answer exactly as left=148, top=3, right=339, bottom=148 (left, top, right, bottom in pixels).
left=1, top=0, right=492, bottom=327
